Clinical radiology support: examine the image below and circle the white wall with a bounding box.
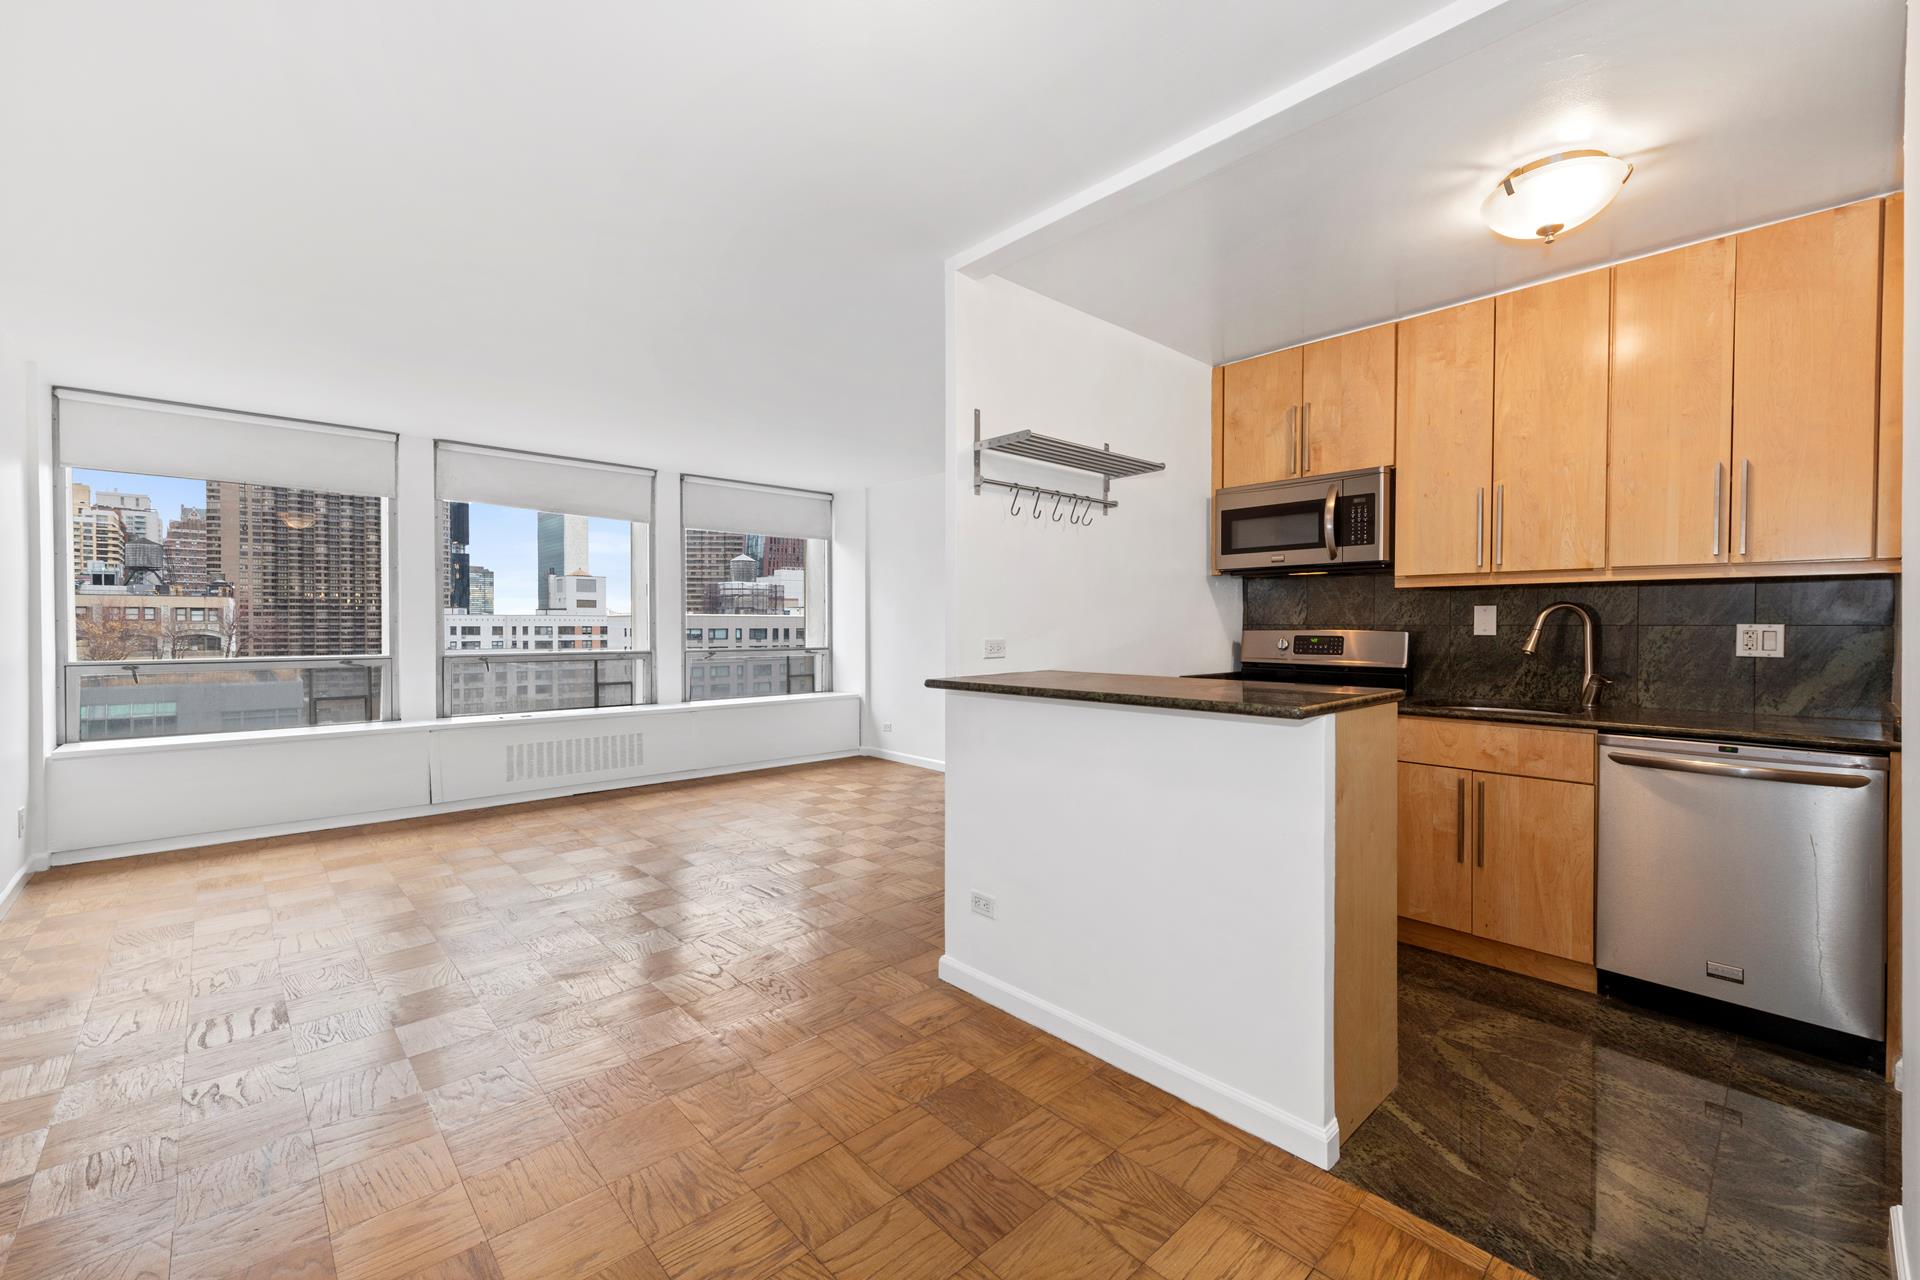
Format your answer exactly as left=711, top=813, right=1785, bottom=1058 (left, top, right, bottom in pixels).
left=864, top=471, right=946, bottom=769
left=0, top=343, right=31, bottom=901
left=942, top=691, right=1342, bottom=1166
left=0, top=352, right=884, bottom=865
left=947, top=274, right=1239, bottom=679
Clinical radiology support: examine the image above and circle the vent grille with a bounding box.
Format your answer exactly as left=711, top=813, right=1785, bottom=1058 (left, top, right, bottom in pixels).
left=505, top=731, right=644, bottom=784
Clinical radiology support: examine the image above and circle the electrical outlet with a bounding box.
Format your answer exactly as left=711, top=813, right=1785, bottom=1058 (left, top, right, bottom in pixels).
left=983, top=638, right=1007, bottom=660
left=880, top=722, right=893, bottom=734
left=1473, top=605, right=1497, bottom=636
left=970, top=892, right=996, bottom=920
left=1735, top=623, right=1786, bottom=658
left=13, top=809, right=21, bottom=839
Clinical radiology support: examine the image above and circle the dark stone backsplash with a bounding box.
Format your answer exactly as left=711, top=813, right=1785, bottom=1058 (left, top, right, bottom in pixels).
left=1242, top=574, right=1898, bottom=721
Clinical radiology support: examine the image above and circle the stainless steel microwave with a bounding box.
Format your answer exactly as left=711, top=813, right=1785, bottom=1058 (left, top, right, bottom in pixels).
left=1213, top=466, right=1392, bottom=574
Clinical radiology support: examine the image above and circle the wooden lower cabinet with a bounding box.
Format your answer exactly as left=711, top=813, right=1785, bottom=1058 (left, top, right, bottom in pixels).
left=1396, top=763, right=1471, bottom=933
left=1395, top=719, right=1597, bottom=984
left=1470, top=773, right=1596, bottom=963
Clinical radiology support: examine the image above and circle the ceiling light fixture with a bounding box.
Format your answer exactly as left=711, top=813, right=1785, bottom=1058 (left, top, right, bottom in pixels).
left=1481, top=149, right=1633, bottom=244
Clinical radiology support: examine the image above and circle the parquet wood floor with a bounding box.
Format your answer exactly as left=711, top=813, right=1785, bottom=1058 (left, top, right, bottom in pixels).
left=0, top=757, right=1531, bottom=1280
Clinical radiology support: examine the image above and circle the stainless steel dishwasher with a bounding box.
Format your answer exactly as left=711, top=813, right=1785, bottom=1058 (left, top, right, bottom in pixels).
left=1596, top=734, right=1888, bottom=1048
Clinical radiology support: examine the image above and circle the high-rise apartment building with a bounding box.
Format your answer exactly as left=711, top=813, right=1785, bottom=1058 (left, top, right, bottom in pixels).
left=94, top=490, right=163, bottom=542
left=469, top=565, right=495, bottom=613
left=71, top=483, right=126, bottom=581
left=536, top=512, right=588, bottom=582
left=683, top=528, right=747, bottom=613
left=205, top=481, right=384, bottom=656
left=442, top=501, right=472, bottom=611
left=163, top=506, right=214, bottom=594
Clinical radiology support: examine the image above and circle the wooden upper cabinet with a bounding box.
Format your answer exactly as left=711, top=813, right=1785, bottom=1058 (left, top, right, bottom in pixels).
left=1609, top=237, right=1736, bottom=568
left=1395, top=300, right=1494, bottom=577
left=1880, top=194, right=1903, bottom=559
left=1471, top=772, right=1596, bottom=963
left=1221, top=347, right=1302, bottom=488
left=1493, top=273, right=1610, bottom=573
left=1301, top=323, right=1396, bottom=475
left=1732, top=200, right=1882, bottom=563
left=1397, top=762, right=1472, bottom=934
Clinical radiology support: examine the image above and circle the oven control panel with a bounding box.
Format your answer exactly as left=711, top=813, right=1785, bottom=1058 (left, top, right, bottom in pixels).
left=1291, top=634, right=1345, bottom=657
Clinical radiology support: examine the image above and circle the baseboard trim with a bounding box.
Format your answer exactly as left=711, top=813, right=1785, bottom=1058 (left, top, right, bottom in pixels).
left=1398, top=918, right=1597, bottom=992
left=46, top=750, right=868, bottom=867
left=0, top=862, right=31, bottom=924
left=938, top=955, right=1339, bottom=1168
left=863, top=747, right=945, bottom=772
left=1893, top=1205, right=1911, bottom=1280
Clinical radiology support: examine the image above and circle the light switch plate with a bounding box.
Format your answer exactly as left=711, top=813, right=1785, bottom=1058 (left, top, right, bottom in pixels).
left=1473, top=605, right=1497, bottom=636
left=983, top=638, right=1007, bottom=660
left=1735, top=623, right=1786, bottom=658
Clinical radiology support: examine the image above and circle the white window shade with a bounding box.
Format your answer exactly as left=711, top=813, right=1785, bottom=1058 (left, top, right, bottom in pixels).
left=56, top=389, right=397, bottom=498
left=682, top=476, right=832, bottom=540
left=437, top=442, right=654, bottom=524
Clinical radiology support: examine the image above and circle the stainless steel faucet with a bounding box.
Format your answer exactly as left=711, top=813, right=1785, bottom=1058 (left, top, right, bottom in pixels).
left=1521, top=601, right=1609, bottom=709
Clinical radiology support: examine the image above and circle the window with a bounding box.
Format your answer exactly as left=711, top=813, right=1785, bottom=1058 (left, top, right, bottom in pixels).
left=435, top=442, right=654, bottom=717
left=57, top=389, right=396, bottom=743
left=681, top=476, right=830, bottom=702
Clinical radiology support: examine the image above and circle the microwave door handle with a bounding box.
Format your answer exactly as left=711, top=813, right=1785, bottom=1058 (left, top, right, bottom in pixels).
left=1322, top=484, right=1339, bottom=560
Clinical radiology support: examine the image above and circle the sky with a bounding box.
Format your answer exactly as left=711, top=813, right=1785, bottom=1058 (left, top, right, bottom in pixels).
left=464, top=503, right=636, bottom=615
left=72, top=468, right=639, bottom=617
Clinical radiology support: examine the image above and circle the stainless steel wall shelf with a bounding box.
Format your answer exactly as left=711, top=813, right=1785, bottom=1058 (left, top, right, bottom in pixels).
left=971, top=409, right=1165, bottom=518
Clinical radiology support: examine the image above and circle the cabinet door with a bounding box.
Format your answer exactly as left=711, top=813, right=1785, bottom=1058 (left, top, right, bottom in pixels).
left=1880, top=194, right=1903, bottom=559
left=1395, top=300, right=1494, bottom=577
left=1221, top=347, right=1303, bottom=487
left=1732, top=201, right=1881, bottom=563
left=1302, top=323, right=1395, bottom=475
left=1471, top=773, right=1595, bottom=962
left=1494, top=273, right=1610, bottom=573
left=1609, top=238, right=1736, bottom=568
left=1397, top=763, right=1472, bottom=933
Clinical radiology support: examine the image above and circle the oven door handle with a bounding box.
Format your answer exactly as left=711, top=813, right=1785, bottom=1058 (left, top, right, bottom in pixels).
left=1322, top=483, right=1339, bottom=560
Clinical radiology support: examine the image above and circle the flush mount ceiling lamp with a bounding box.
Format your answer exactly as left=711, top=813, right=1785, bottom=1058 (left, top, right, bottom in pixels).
left=1481, top=149, right=1633, bottom=244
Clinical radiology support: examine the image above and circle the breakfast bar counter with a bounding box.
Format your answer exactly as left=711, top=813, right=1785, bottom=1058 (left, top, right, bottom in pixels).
left=929, top=669, right=1400, bottom=1167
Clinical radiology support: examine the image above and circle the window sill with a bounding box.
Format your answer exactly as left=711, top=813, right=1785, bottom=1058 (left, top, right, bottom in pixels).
left=48, top=691, right=859, bottom=760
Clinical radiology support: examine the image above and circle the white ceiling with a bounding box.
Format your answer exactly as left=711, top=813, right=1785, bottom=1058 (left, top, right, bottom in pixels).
left=0, top=0, right=1465, bottom=488
left=973, top=0, right=1907, bottom=365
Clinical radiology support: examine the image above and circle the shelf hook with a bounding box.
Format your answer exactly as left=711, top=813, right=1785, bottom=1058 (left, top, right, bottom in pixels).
left=1051, top=494, right=1064, bottom=522
left=1008, top=486, right=1023, bottom=517
left=1031, top=487, right=1045, bottom=519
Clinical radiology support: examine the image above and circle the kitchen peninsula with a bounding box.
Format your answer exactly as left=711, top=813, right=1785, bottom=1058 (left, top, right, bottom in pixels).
left=925, top=669, right=1401, bottom=1168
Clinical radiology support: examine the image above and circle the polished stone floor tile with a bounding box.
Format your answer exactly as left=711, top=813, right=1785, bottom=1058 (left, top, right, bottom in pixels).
left=1335, top=946, right=1898, bottom=1280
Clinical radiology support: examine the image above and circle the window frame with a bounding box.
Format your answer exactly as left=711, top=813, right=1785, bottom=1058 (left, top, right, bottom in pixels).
left=678, top=474, right=833, bottom=703
left=53, top=388, right=400, bottom=747
left=433, top=441, right=657, bottom=720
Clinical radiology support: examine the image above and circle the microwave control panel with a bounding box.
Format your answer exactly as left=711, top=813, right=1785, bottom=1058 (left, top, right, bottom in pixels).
left=1336, top=494, right=1376, bottom=547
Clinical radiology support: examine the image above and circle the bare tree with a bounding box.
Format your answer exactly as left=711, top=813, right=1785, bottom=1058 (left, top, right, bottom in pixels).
left=75, top=610, right=163, bottom=661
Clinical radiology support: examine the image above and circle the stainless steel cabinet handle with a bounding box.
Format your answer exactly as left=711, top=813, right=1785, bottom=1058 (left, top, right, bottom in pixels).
left=1454, top=777, right=1466, bottom=864
left=1475, top=488, right=1485, bottom=568
left=1285, top=406, right=1298, bottom=477
left=1301, top=402, right=1312, bottom=475
left=1322, top=483, right=1339, bottom=560
left=1606, top=752, right=1873, bottom=789
left=1474, top=779, right=1486, bottom=868
left=1494, top=483, right=1505, bottom=568
left=1736, top=458, right=1750, bottom=556
left=1712, top=462, right=1725, bottom=558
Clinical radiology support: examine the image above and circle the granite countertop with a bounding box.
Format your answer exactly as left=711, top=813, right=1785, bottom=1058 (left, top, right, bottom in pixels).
left=1399, top=700, right=1899, bottom=754
left=925, top=670, right=1403, bottom=720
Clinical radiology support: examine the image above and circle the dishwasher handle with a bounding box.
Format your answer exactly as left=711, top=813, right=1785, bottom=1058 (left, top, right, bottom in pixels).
left=1606, top=751, right=1874, bottom=789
